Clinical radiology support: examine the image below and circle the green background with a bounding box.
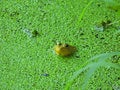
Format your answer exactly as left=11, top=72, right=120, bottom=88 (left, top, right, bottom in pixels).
left=0, top=0, right=120, bottom=90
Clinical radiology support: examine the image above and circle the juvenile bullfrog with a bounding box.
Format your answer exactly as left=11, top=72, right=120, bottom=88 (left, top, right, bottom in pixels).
left=54, top=43, right=76, bottom=56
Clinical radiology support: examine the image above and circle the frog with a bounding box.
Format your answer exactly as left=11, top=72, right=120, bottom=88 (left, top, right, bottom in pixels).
left=54, top=43, right=76, bottom=56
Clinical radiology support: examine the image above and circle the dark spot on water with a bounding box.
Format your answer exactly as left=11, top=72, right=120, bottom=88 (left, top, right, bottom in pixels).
left=75, top=55, right=80, bottom=58
left=41, top=73, right=49, bottom=77
left=101, top=20, right=112, bottom=29
left=32, top=30, right=39, bottom=37
left=112, top=55, right=120, bottom=63
left=118, top=77, right=120, bottom=80
left=80, top=33, right=84, bottom=35
left=10, top=11, right=19, bottom=17
left=82, top=45, right=89, bottom=48
left=97, top=3, right=101, bottom=7
left=100, top=37, right=105, bottom=39
left=95, top=34, right=99, bottom=38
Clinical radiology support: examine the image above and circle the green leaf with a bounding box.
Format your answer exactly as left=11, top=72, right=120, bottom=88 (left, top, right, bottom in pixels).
left=76, top=0, right=95, bottom=27
left=101, top=62, right=120, bottom=69
left=82, top=63, right=100, bottom=90
left=65, top=52, right=120, bottom=90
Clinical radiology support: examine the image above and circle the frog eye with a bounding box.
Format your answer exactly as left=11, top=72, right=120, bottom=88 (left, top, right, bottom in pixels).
left=64, top=44, right=69, bottom=47
left=56, top=42, right=62, bottom=46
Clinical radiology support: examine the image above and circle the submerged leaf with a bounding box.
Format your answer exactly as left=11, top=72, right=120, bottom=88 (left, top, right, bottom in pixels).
left=94, top=24, right=104, bottom=32
left=94, top=20, right=112, bottom=31
left=23, top=29, right=39, bottom=37
left=23, top=29, right=33, bottom=37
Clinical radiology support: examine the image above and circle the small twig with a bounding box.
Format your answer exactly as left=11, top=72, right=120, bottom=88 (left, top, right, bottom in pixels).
left=108, top=20, right=120, bottom=26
